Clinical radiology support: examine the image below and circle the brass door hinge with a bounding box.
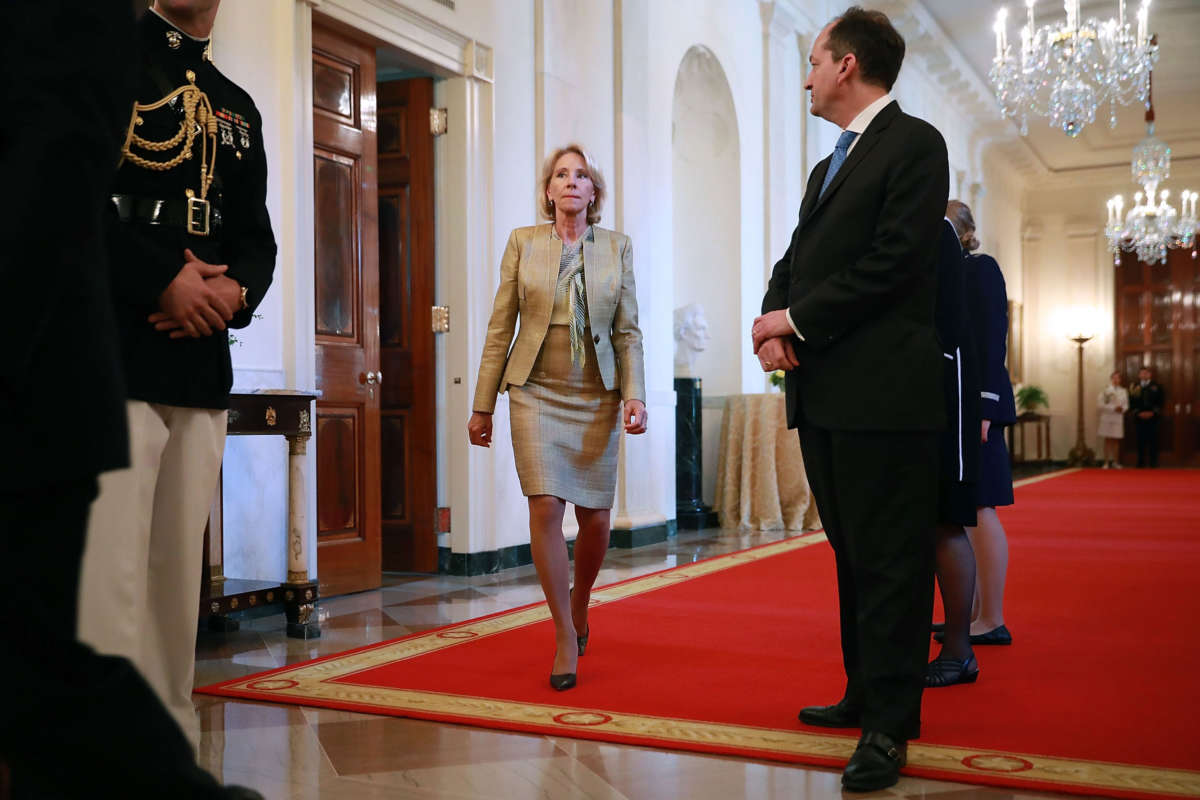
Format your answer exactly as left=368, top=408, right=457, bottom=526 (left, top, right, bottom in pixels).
left=430, top=108, right=448, bottom=137
left=432, top=305, right=450, bottom=333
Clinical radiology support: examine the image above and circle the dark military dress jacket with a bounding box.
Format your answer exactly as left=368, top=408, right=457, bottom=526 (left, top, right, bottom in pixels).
left=1129, top=381, right=1164, bottom=417
left=109, top=10, right=276, bottom=410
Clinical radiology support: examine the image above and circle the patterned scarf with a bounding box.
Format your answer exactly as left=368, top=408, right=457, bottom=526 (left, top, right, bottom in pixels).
left=555, top=233, right=590, bottom=367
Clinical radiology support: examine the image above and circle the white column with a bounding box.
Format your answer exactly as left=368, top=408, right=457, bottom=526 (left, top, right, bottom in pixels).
left=612, top=0, right=673, bottom=537
left=442, top=51, right=503, bottom=557
left=535, top=0, right=615, bottom=178
left=760, top=2, right=807, bottom=289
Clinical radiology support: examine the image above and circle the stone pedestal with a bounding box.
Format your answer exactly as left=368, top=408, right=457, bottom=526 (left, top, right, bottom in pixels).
left=674, top=377, right=718, bottom=529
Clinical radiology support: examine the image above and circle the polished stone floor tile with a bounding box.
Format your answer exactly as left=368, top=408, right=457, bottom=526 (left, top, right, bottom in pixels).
left=349, top=755, right=631, bottom=799
left=315, top=717, right=560, bottom=774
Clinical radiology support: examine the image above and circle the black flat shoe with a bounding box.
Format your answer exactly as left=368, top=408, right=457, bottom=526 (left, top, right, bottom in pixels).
left=925, top=654, right=980, bottom=687
left=798, top=698, right=861, bottom=728
left=930, top=621, right=945, bottom=633
left=842, top=731, right=906, bottom=792
left=969, top=624, right=1012, bottom=645
left=934, top=624, right=1012, bottom=646
left=549, top=672, right=576, bottom=691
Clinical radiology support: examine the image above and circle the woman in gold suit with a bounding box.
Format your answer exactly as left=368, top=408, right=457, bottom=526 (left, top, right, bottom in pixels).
left=468, top=144, right=647, bottom=691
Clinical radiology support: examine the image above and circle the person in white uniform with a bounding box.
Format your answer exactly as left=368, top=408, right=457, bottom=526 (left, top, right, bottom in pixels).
left=1097, top=371, right=1129, bottom=468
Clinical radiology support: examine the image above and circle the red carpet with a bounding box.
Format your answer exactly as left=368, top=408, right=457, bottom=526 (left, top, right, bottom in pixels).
left=198, top=469, right=1200, bottom=798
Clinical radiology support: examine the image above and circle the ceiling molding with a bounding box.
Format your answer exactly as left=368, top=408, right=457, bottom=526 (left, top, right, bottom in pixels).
left=317, top=0, right=473, bottom=76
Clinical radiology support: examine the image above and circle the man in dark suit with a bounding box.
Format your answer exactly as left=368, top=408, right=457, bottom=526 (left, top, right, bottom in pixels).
left=751, top=6, right=948, bottom=792
left=1129, top=366, right=1165, bottom=467
left=0, top=1, right=259, bottom=796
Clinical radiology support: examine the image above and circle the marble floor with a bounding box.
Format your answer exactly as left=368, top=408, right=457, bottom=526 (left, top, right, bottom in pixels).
left=194, top=527, right=1074, bottom=800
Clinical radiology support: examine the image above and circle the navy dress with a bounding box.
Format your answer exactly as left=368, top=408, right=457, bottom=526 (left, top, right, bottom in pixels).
left=933, top=220, right=980, bottom=526
left=965, top=252, right=1017, bottom=508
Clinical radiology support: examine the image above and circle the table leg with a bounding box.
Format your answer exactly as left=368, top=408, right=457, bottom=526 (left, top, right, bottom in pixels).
left=282, top=433, right=320, bottom=639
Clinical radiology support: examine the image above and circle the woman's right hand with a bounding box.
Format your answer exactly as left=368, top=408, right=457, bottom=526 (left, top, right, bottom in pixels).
left=468, top=411, right=493, bottom=447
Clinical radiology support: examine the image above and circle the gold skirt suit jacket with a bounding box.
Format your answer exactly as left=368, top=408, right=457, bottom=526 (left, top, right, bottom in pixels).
left=473, top=224, right=646, bottom=508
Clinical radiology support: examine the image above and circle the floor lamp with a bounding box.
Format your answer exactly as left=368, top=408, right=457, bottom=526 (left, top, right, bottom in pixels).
left=1068, top=333, right=1096, bottom=466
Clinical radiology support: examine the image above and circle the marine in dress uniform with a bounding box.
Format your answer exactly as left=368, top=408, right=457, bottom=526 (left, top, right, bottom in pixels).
left=1129, top=370, right=1165, bottom=467
left=77, top=5, right=276, bottom=752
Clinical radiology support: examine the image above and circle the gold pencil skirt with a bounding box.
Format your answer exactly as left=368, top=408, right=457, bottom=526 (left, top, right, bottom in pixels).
left=508, top=325, right=622, bottom=509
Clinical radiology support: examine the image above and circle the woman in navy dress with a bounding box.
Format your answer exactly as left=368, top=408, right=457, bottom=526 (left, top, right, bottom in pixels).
left=927, top=217, right=982, bottom=686
left=938, top=200, right=1016, bottom=648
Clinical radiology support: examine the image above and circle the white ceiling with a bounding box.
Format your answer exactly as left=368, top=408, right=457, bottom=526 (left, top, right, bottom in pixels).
left=919, top=0, right=1200, bottom=174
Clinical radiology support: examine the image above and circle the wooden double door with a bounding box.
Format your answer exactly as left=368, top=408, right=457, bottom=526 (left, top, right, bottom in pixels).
left=312, top=21, right=438, bottom=596
left=1113, top=247, right=1200, bottom=466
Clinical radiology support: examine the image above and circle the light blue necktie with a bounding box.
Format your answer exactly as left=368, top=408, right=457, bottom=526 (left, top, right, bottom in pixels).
left=819, top=130, right=859, bottom=197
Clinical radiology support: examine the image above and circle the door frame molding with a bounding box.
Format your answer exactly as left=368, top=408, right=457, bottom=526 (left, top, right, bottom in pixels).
left=294, top=0, right=495, bottom=567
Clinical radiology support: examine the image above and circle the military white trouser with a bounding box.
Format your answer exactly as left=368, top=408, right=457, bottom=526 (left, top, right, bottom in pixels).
left=78, top=399, right=226, bottom=753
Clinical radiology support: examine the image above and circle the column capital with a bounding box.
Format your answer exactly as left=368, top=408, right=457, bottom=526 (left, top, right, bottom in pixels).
left=465, top=40, right=494, bottom=83
left=760, top=0, right=797, bottom=39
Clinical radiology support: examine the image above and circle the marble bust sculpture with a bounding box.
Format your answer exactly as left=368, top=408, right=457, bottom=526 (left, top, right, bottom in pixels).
left=673, top=303, right=711, bottom=378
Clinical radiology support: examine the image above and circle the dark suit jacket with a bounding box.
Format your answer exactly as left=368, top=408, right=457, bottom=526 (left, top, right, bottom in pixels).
left=964, top=253, right=1017, bottom=425
left=0, top=0, right=137, bottom=490
left=763, top=101, right=948, bottom=432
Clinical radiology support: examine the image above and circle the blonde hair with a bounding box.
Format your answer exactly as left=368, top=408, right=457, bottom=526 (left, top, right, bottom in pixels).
left=538, top=143, right=607, bottom=225
left=946, top=200, right=980, bottom=252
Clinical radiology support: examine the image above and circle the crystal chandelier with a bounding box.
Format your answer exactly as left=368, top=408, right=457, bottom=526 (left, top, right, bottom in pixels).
left=1104, top=91, right=1198, bottom=265
left=990, top=0, right=1159, bottom=137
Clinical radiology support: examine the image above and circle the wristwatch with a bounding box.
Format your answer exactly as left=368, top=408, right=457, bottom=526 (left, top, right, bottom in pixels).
left=237, top=284, right=248, bottom=311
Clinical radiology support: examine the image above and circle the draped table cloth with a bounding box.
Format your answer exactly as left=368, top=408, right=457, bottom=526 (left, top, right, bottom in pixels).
left=713, top=393, right=822, bottom=532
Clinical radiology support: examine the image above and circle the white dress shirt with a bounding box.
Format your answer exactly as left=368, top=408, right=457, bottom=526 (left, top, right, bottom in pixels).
left=785, top=93, right=894, bottom=341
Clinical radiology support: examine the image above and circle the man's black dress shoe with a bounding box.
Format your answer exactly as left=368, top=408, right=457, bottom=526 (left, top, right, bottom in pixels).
left=925, top=653, right=980, bottom=687
left=842, top=731, right=906, bottom=792
left=798, top=698, right=860, bottom=728
left=936, top=624, right=1011, bottom=646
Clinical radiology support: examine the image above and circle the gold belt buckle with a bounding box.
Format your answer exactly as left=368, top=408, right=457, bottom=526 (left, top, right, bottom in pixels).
left=186, top=195, right=211, bottom=236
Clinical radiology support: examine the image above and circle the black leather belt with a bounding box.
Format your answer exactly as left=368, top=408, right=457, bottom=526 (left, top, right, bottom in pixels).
left=110, top=193, right=223, bottom=236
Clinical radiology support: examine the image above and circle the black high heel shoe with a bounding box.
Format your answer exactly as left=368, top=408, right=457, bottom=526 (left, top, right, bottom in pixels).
left=925, top=654, right=979, bottom=687
left=577, top=625, right=590, bottom=657
left=570, top=587, right=590, bottom=656
left=549, top=672, right=577, bottom=691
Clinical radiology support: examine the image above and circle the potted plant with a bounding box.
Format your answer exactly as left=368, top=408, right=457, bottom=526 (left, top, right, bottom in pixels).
left=1015, top=384, right=1049, bottom=416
